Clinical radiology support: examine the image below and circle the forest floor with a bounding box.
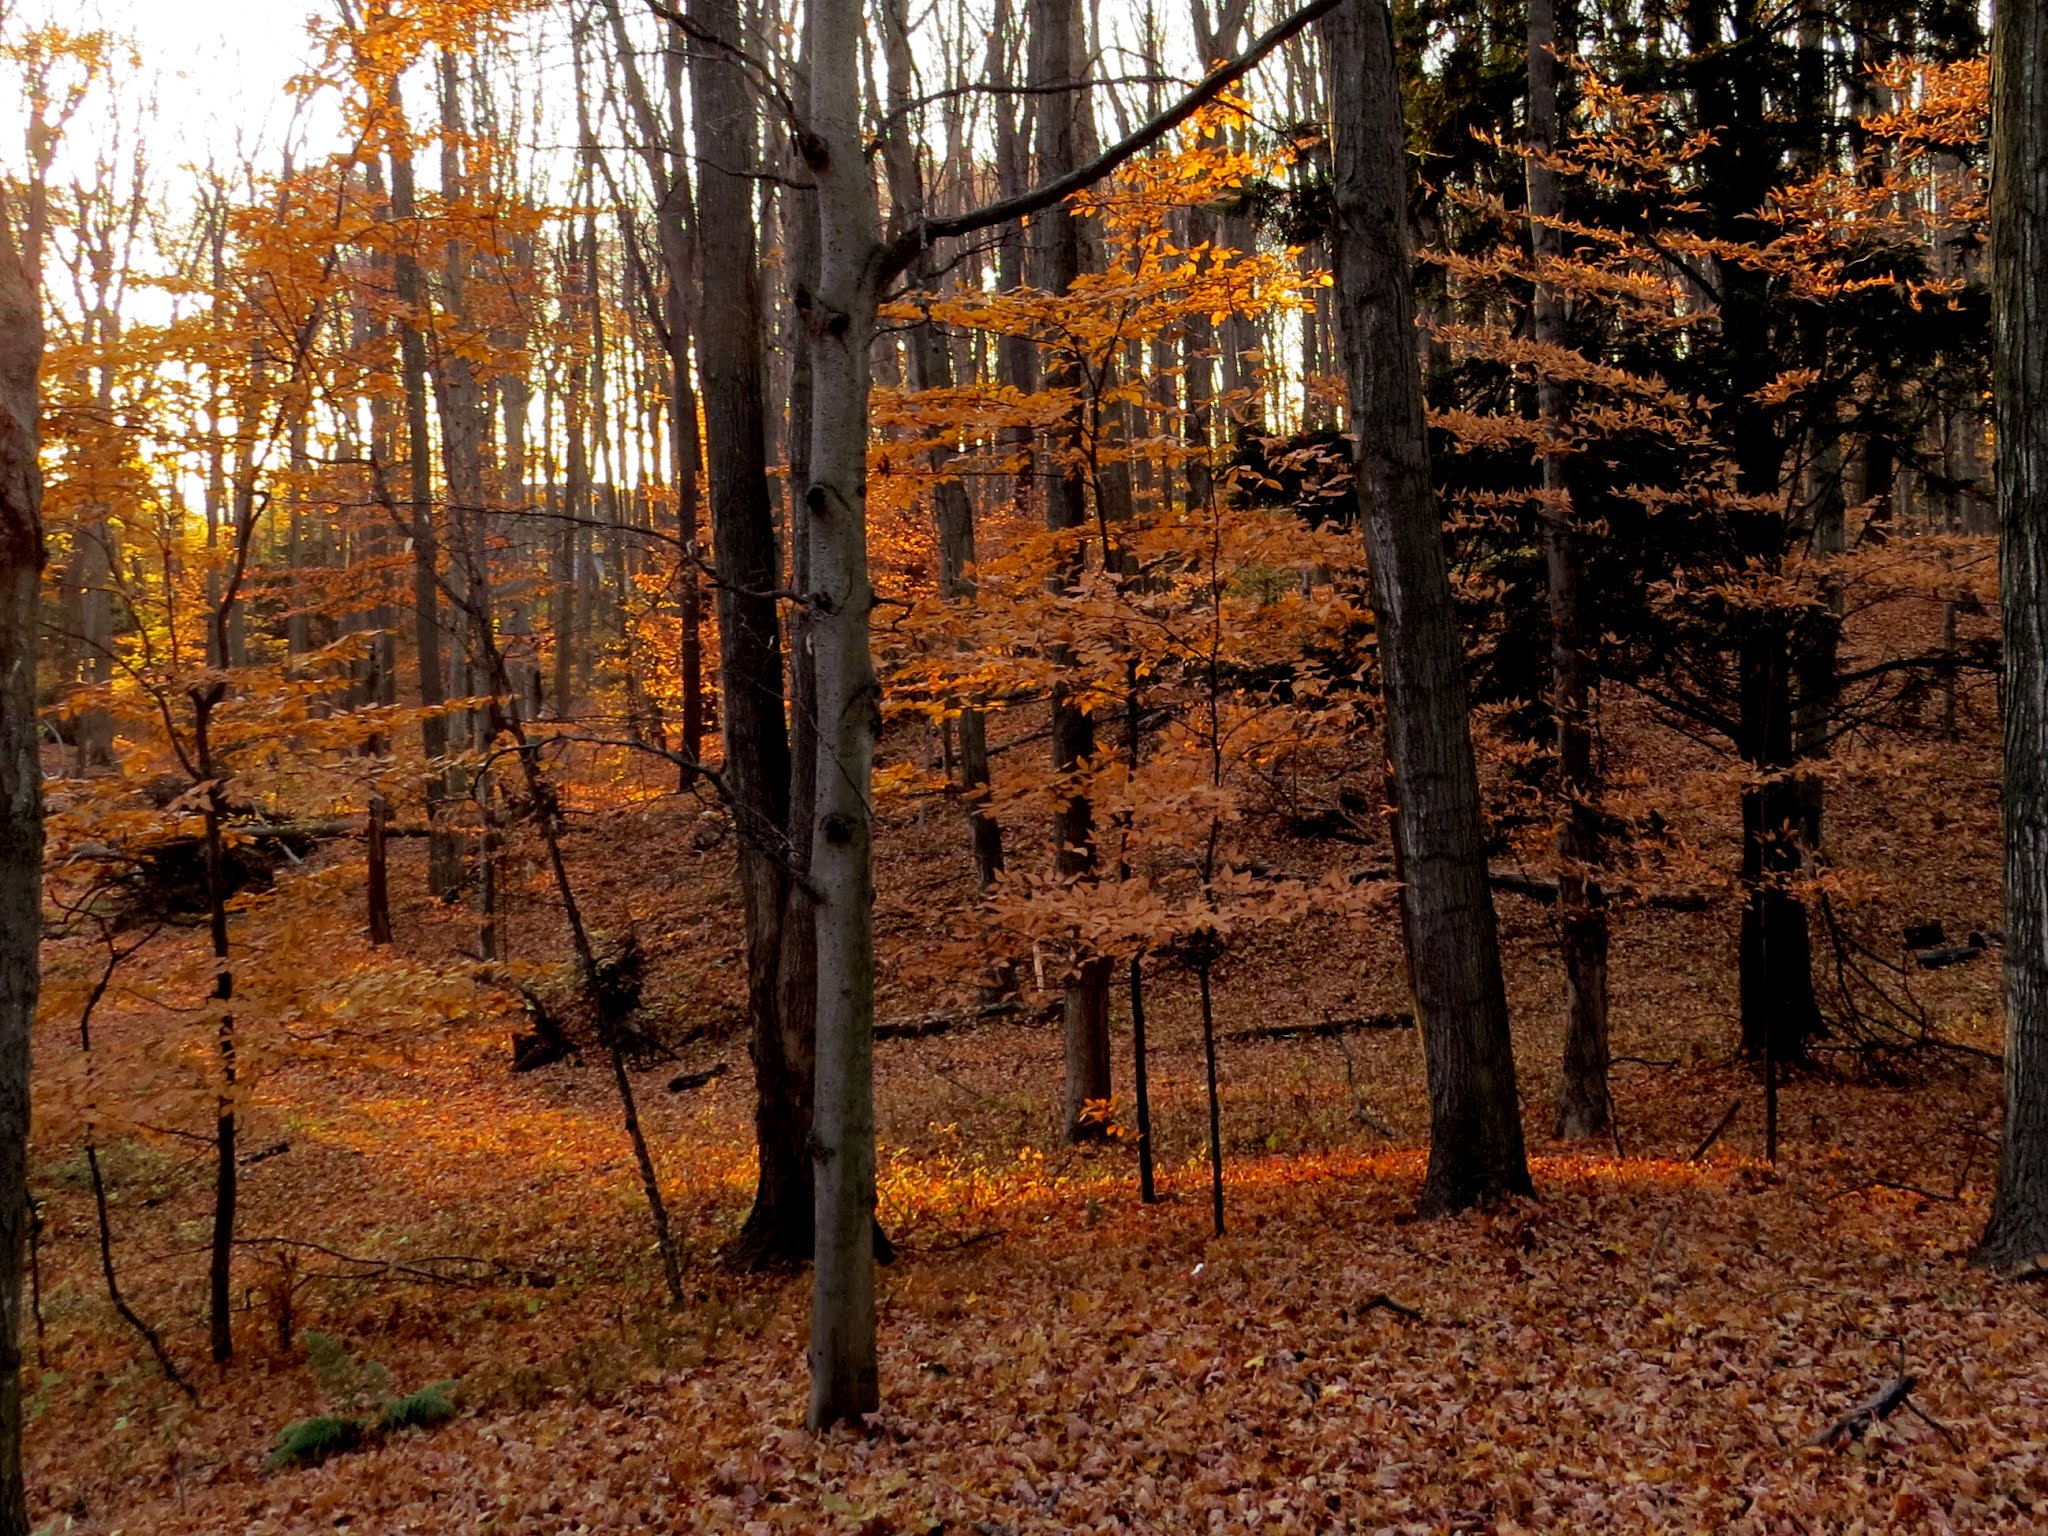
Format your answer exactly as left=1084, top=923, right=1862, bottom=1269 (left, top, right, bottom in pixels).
left=25, top=596, right=2048, bottom=1534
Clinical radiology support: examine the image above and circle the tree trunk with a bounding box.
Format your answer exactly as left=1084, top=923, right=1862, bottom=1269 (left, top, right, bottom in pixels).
left=434, top=52, right=492, bottom=932
left=0, top=194, right=45, bottom=1536
left=802, top=0, right=882, bottom=1422
left=1736, top=624, right=1824, bottom=1059
left=367, top=796, right=393, bottom=946
left=386, top=113, right=460, bottom=898
left=1980, top=0, right=2048, bottom=1272
left=988, top=0, right=1037, bottom=510
left=687, top=0, right=809, bottom=1268
left=199, top=765, right=236, bottom=1364
left=774, top=143, right=822, bottom=1270
left=1326, top=0, right=1532, bottom=1213
left=1526, top=0, right=1609, bottom=1140
left=1028, top=0, right=1113, bottom=1141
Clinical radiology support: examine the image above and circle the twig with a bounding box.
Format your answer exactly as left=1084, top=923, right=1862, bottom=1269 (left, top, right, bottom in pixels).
left=1688, top=1098, right=1743, bottom=1162
left=1873, top=1178, right=1961, bottom=1204
left=1358, top=1292, right=1424, bottom=1322
left=1810, top=1374, right=1924, bottom=1449
left=1904, top=1399, right=1965, bottom=1454
left=87, top=1143, right=199, bottom=1403
left=227, top=1237, right=553, bottom=1290
left=1643, top=1208, right=1676, bottom=1288
left=1333, top=1032, right=1398, bottom=1138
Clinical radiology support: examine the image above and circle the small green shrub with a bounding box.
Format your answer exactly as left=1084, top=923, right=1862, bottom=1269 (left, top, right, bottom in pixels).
left=379, top=1381, right=457, bottom=1432
left=268, top=1414, right=366, bottom=1470
left=268, top=1333, right=460, bottom=1473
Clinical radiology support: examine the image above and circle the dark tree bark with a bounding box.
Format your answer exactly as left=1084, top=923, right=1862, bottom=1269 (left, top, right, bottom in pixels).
left=775, top=126, right=822, bottom=1269
left=366, top=796, right=393, bottom=947
left=1685, top=0, right=1826, bottom=1066
left=1027, top=0, right=1115, bottom=1142
left=1326, top=0, right=1532, bottom=1213
left=1526, top=0, right=1610, bottom=1140
left=384, top=100, right=461, bottom=899
left=0, top=190, right=44, bottom=1536
left=595, top=0, right=707, bottom=766
left=1980, top=0, right=2048, bottom=1272
left=686, top=0, right=810, bottom=1268
left=195, top=699, right=236, bottom=1364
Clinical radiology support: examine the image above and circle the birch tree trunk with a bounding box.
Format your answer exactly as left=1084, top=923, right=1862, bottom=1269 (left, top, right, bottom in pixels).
left=1980, top=0, right=2048, bottom=1272
left=1326, top=0, right=1532, bottom=1213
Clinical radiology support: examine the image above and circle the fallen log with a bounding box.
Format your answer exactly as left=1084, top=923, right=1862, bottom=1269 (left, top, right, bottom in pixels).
left=874, top=1001, right=1020, bottom=1041
left=1226, top=1011, right=1413, bottom=1043
left=1482, top=866, right=1711, bottom=912
left=1913, top=943, right=1984, bottom=970
left=666, top=1062, right=729, bottom=1093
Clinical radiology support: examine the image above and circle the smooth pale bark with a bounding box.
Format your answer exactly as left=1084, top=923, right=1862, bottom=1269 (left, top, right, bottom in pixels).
left=686, top=0, right=811, bottom=1269
left=1326, top=0, right=1532, bottom=1213
left=804, top=0, right=882, bottom=1424
left=1526, top=0, right=1609, bottom=1140
left=0, top=196, right=42, bottom=1536
left=1981, top=0, right=2048, bottom=1272
left=556, top=228, right=590, bottom=720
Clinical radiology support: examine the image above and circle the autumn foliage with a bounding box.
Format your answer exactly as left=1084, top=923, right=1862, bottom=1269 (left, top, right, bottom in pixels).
left=0, top=0, right=2037, bottom=1529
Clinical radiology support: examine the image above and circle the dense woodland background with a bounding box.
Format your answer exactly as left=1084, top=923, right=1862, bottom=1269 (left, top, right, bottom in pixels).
left=0, top=0, right=2044, bottom=1526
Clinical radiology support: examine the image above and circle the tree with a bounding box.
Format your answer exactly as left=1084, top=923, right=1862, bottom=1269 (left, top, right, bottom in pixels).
left=1025, top=0, right=1117, bottom=1143
left=1525, top=0, right=1609, bottom=1142
left=801, top=0, right=1337, bottom=1425
left=1326, top=0, right=1531, bottom=1213
left=681, top=0, right=814, bottom=1270
left=0, top=181, right=43, bottom=1536
left=800, top=0, right=883, bottom=1425
left=1980, top=0, right=2048, bottom=1272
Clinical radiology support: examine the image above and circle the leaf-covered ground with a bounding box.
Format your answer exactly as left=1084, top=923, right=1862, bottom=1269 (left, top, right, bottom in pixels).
left=26, top=617, right=2039, bottom=1534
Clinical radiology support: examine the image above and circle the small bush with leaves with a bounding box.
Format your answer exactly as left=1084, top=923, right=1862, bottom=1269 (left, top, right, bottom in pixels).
left=379, top=1381, right=457, bottom=1433
left=268, top=1334, right=458, bottom=1473
left=267, top=1414, right=365, bottom=1470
